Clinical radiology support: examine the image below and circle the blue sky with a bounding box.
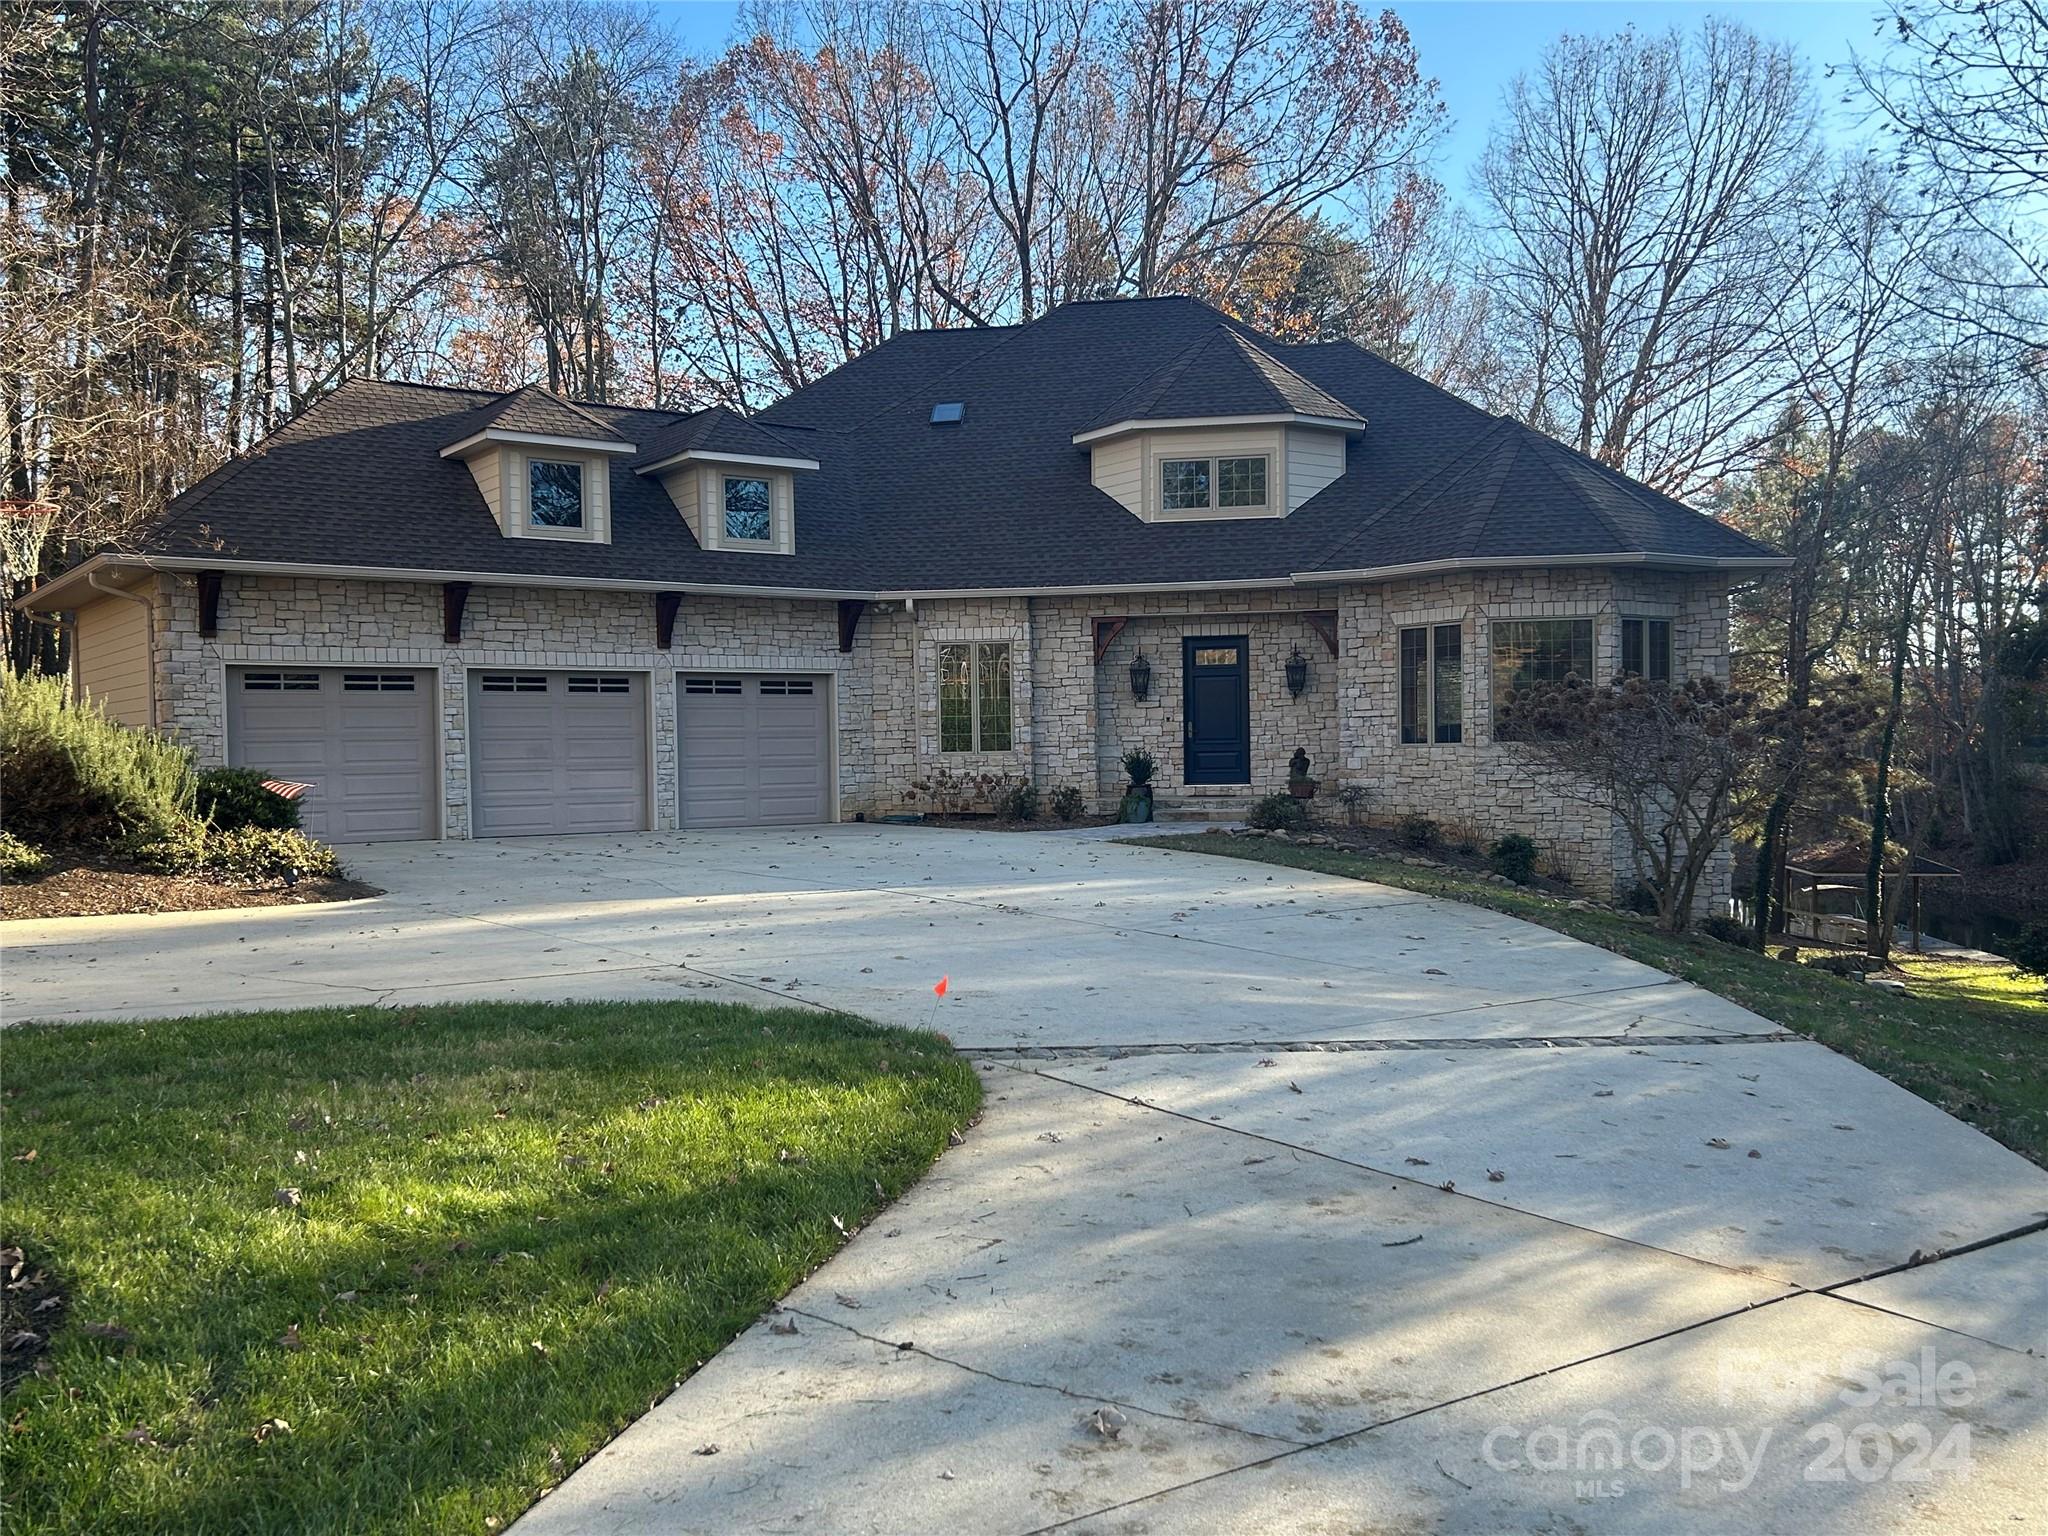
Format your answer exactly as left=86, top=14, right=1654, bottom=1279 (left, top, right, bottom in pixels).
left=648, top=0, right=1895, bottom=192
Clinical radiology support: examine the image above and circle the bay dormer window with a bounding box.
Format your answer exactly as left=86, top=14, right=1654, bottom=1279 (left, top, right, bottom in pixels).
left=437, top=385, right=636, bottom=545
left=1161, top=454, right=1268, bottom=514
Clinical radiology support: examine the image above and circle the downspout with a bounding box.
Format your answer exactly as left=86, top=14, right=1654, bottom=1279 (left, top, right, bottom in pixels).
left=87, top=569, right=158, bottom=731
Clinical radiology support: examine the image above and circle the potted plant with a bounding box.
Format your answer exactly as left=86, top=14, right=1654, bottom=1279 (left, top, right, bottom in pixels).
left=1119, top=747, right=1156, bottom=824
left=1287, top=747, right=1318, bottom=800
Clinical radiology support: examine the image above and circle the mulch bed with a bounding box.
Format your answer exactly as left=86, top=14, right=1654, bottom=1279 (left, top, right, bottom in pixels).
left=1, top=857, right=381, bottom=921
left=909, top=814, right=1123, bottom=832
left=1230, top=823, right=1584, bottom=897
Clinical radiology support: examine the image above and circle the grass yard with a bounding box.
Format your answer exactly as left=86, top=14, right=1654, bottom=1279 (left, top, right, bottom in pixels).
left=0, top=1001, right=981, bottom=1535
left=1132, top=833, right=2048, bottom=1168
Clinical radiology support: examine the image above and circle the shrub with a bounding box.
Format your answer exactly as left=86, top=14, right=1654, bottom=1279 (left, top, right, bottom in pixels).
left=1, top=669, right=198, bottom=851
left=2011, top=922, right=2048, bottom=991
left=1395, top=813, right=1441, bottom=851
left=1334, top=783, right=1369, bottom=826
left=0, top=831, right=51, bottom=880
left=1247, top=793, right=1309, bottom=832
left=202, top=826, right=344, bottom=881
left=197, top=767, right=302, bottom=831
left=1698, top=913, right=1752, bottom=947
left=1488, top=833, right=1538, bottom=885
left=1121, top=747, right=1157, bottom=786
left=1048, top=785, right=1086, bottom=822
left=992, top=780, right=1040, bottom=822
left=121, top=817, right=208, bottom=874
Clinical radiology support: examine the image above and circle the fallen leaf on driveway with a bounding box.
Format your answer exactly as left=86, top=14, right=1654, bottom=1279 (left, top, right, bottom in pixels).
left=1592, top=1089, right=1614, bottom=1098
left=693, top=1443, right=720, bottom=1456
left=1084, top=1406, right=1127, bottom=1440
left=769, top=1316, right=799, bottom=1335
left=1382, top=1234, right=1423, bottom=1248
left=1422, top=967, right=1446, bottom=976
left=834, top=1292, right=862, bottom=1310
left=1438, top=1180, right=1456, bottom=1193
left=1403, top=1156, right=1430, bottom=1166
left=1486, top=1169, right=1506, bottom=1183
left=1255, top=1058, right=1277, bottom=1067
left=1288, top=1081, right=1303, bottom=1094
left=1705, top=1138, right=1731, bottom=1150
left=1747, top=1149, right=1762, bottom=1159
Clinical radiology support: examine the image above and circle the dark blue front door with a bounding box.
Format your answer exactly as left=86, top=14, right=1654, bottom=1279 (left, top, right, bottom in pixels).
left=1183, top=636, right=1250, bottom=784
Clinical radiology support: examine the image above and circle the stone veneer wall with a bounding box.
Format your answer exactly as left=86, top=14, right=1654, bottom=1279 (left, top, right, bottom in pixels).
left=153, top=573, right=856, bottom=837
left=145, top=565, right=1734, bottom=903
left=1028, top=589, right=1343, bottom=808
left=1336, top=567, right=1733, bottom=900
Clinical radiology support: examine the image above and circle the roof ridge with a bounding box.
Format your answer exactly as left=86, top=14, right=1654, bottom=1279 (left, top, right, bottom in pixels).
left=1454, top=432, right=1530, bottom=559
left=1215, top=328, right=1355, bottom=419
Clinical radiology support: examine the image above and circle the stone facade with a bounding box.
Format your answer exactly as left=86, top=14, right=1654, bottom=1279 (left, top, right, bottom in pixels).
left=139, top=563, right=1734, bottom=901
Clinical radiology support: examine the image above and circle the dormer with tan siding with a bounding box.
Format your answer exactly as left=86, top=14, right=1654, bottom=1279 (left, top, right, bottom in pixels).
left=633, top=407, right=819, bottom=556
left=438, top=385, right=638, bottom=545
left=1075, top=326, right=1362, bottom=523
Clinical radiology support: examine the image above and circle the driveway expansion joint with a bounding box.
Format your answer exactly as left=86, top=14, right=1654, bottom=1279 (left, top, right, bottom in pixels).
left=777, top=1304, right=1309, bottom=1449
left=960, top=1030, right=1803, bottom=1059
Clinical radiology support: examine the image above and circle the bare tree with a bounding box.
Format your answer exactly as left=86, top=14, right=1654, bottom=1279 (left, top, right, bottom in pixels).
left=1858, top=0, right=2048, bottom=350
left=1479, top=19, right=1818, bottom=493
left=1101, top=0, right=1440, bottom=296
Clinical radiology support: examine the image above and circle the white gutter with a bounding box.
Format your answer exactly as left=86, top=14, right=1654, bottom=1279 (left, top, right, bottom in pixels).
left=876, top=575, right=1305, bottom=601
left=634, top=448, right=821, bottom=476
left=15, top=553, right=877, bottom=610
left=1071, top=411, right=1365, bottom=446
left=439, top=428, right=638, bottom=459
left=86, top=567, right=159, bottom=731
left=1295, top=552, right=1792, bottom=582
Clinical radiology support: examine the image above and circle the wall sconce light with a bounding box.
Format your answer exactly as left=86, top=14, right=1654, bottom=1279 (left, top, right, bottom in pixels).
left=1129, top=651, right=1152, bottom=700
left=1285, top=644, right=1309, bottom=697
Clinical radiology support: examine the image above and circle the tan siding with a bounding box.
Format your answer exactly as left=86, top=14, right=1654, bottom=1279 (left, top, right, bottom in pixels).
left=465, top=448, right=505, bottom=531
left=74, top=591, right=152, bottom=728
left=661, top=465, right=704, bottom=542
left=1285, top=426, right=1347, bottom=512
left=1089, top=437, right=1144, bottom=516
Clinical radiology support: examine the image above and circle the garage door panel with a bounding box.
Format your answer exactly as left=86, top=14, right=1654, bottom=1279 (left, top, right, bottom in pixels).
left=469, top=672, right=647, bottom=838
left=229, top=668, right=434, bottom=843
left=679, top=675, right=830, bottom=829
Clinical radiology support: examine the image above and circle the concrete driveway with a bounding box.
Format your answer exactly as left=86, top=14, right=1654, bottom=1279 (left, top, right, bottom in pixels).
left=5, top=826, right=2045, bottom=1532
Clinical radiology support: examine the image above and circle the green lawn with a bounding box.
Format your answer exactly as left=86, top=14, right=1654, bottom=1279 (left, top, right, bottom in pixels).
left=1131, top=834, right=2048, bottom=1168
left=0, top=1001, right=980, bottom=1534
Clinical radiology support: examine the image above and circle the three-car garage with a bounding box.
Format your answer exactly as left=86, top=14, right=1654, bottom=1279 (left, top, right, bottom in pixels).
left=226, top=665, right=833, bottom=842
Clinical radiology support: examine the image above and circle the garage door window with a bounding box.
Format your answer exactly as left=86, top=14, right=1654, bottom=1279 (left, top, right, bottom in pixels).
left=480, top=674, right=549, bottom=693
left=567, top=675, right=631, bottom=694
left=684, top=677, right=741, bottom=695
left=758, top=678, right=814, bottom=696
left=241, top=672, right=321, bottom=691
left=343, top=673, right=417, bottom=692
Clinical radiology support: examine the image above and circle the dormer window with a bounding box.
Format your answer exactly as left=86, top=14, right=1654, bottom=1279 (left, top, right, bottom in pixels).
left=723, top=476, right=773, bottom=542
left=529, top=460, right=585, bottom=528
left=1161, top=454, right=1268, bottom=514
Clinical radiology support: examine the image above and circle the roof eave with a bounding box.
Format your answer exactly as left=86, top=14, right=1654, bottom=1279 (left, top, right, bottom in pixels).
left=14, top=551, right=874, bottom=609
left=1296, top=552, right=1793, bottom=583
left=439, top=428, right=639, bottom=460
left=1071, top=411, right=1365, bottom=446
left=634, top=448, right=822, bottom=477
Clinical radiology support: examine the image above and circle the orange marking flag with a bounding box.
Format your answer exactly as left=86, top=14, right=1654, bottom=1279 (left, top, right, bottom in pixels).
left=933, top=976, right=950, bottom=997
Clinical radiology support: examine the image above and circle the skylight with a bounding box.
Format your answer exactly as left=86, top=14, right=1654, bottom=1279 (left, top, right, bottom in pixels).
left=930, top=402, right=965, bottom=424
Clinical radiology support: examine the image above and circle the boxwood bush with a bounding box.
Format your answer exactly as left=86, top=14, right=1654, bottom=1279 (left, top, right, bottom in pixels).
left=196, top=766, right=303, bottom=830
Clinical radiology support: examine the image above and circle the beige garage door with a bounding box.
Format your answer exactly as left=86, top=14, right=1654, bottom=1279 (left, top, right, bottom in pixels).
left=227, top=668, right=435, bottom=842
left=678, top=674, right=831, bottom=828
left=468, top=671, right=647, bottom=837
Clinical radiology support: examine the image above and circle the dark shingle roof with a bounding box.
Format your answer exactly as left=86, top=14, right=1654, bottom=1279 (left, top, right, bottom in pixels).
left=631, top=406, right=815, bottom=471
left=441, top=384, right=632, bottom=452
left=135, top=297, right=1780, bottom=593
left=1080, top=325, right=1360, bottom=434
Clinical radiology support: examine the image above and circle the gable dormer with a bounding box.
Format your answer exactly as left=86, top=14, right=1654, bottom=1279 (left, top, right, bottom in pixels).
left=1075, top=328, right=1364, bottom=523
left=633, top=408, right=820, bottom=557
left=439, top=386, right=637, bottom=544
